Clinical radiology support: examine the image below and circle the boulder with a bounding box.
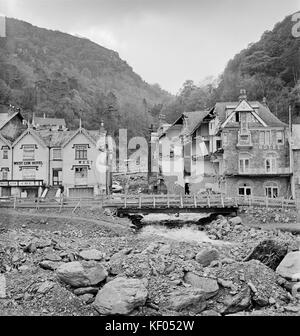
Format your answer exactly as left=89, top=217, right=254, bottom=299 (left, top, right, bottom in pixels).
left=184, top=272, right=219, bottom=299
left=276, top=251, right=300, bottom=281
left=109, top=248, right=132, bottom=275
left=56, top=261, right=107, bottom=287
left=221, top=287, right=251, bottom=314
left=37, top=281, right=55, bottom=294
left=244, top=239, right=288, bottom=270
left=229, top=217, right=242, bottom=225
left=0, top=274, right=6, bottom=299
left=94, top=277, right=148, bottom=315
left=195, top=248, right=219, bottom=267
left=79, top=249, right=104, bottom=261
left=166, top=288, right=207, bottom=313
left=43, top=252, right=62, bottom=262
left=39, top=260, right=62, bottom=271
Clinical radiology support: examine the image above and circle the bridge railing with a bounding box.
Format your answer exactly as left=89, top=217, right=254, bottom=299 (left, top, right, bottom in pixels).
left=0, top=194, right=296, bottom=210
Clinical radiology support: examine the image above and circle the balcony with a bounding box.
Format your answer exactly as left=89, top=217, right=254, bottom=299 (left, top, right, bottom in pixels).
left=237, top=167, right=291, bottom=176
left=236, top=131, right=252, bottom=148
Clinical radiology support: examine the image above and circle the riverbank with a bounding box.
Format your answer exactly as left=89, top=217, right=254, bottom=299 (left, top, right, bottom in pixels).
left=0, top=207, right=299, bottom=316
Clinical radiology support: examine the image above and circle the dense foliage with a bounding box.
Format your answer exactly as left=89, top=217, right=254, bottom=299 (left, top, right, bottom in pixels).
left=0, top=18, right=171, bottom=137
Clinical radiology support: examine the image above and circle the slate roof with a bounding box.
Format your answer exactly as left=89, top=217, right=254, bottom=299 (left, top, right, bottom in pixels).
left=160, top=110, right=210, bottom=138
left=37, top=129, right=102, bottom=147
left=212, top=101, right=287, bottom=127
left=33, top=116, right=66, bottom=127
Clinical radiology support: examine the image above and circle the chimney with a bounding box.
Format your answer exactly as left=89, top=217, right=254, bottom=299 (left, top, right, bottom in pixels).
left=262, top=97, right=267, bottom=105
left=239, top=89, right=247, bottom=101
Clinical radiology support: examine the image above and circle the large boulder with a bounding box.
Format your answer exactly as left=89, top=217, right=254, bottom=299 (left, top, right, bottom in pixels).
left=195, top=248, right=219, bottom=267
left=94, top=277, right=148, bottom=315
left=56, top=261, right=107, bottom=287
left=79, top=249, right=104, bottom=261
left=165, top=288, right=207, bottom=313
left=244, top=239, right=288, bottom=270
left=276, top=251, right=300, bottom=281
left=184, top=272, right=219, bottom=299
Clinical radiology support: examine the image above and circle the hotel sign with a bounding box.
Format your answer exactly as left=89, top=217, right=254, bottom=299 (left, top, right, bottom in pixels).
left=14, top=161, right=43, bottom=166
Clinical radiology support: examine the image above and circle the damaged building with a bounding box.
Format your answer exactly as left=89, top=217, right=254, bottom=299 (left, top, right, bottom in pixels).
left=157, top=90, right=293, bottom=198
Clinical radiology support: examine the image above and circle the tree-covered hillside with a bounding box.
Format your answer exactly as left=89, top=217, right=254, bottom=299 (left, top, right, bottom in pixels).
left=0, top=18, right=171, bottom=137
left=161, top=13, right=300, bottom=124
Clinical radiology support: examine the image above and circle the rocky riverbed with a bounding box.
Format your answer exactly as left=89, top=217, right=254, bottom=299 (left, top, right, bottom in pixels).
left=0, top=207, right=300, bottom=316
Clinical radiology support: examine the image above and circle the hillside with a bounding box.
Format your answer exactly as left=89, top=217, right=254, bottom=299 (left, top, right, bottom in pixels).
left=0, top=18, right=171, bottom=136
left=161, top=13, right=300, bottom=124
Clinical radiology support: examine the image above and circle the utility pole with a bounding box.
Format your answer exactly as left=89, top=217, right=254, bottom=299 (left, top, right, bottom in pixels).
left=148, top=124, right=154, bottom=188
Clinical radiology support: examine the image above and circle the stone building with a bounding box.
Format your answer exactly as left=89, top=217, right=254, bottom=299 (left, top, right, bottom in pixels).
left=212, top=91, right=292, bottom=198
left=157, top=90, right=292, bottom=198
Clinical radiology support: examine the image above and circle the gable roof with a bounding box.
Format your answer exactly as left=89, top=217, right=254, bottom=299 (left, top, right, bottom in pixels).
left=37, top=129, right=76, bottom=147
left=12, top=128, right=48, bottom=148
left=33, top=116, right=66, bottom=127
left=0, top=109, right=24, bottom=130
left=61, top=127, right=98, bottom=148
left=211, top=101, right=287, bottom=128
left=160, top=111, right=210, bottom=138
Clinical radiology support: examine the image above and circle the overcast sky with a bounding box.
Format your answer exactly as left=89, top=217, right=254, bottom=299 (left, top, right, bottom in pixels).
left=0, top=0, right=299, bottom=94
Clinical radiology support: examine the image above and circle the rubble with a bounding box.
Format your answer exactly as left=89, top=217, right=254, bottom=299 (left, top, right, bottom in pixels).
left=0, top=207, right=299, bottom=316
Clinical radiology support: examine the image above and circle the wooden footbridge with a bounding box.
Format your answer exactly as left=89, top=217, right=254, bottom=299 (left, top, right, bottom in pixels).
left=0, top=194, right=295, bottom=216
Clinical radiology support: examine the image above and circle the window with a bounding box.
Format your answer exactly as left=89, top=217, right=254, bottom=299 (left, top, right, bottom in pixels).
left=3, top=149, right=8, bottom=159
left=53, top=148, right=62, bottom=160
left=223, top=133, right=228, bottom=145
left=238, top=184, right=252, bottom=196
left=265, top=154, right=277, bottom=173
left=235, top=112, right=240, bottom=122
left=259, top=131, right=265, bottom=145
left=23, top=145, right=35, bottom=160
left=265, top=182, right=279, bottom=198
left=75, top=167, right=87, bottom=179
left=276, top=131, right=283, bottom=144
left=216, top=140, right=222, bottom=149
left=75, top=145, right=87, bottom=160
left=22, top=167, right=36, bottom=180
left=239, top=158, right=250, bottom=173
left=265, top=131, right=270, bottom=146
left=1, top=168, right=8, bottom=180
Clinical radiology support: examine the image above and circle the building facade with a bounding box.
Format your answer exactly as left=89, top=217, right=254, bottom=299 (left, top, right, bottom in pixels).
left=157, top=90, right=292, bottom=198
left=0, top=105, right=111, bottom=198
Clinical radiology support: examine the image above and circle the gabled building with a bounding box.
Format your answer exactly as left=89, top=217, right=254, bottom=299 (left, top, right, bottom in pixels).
left=213, top=90, right=291, bottom=198
left=0, top=104, right=112, bottom=198
left=157, top=90, right=292, bottom=198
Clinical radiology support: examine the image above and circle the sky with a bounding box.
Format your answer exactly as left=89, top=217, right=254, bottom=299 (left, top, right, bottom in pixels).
left=0, top=0, right=299, bottom=94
